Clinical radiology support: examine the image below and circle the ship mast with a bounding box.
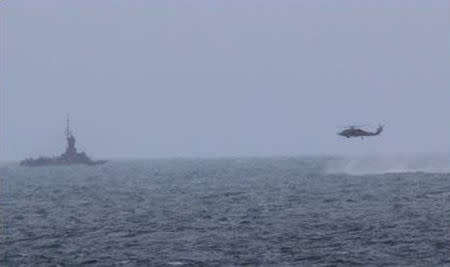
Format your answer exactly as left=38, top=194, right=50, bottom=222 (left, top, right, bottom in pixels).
left=64, top=114, right=77, bottom=155
left=66, top=114, right=72, bottom=139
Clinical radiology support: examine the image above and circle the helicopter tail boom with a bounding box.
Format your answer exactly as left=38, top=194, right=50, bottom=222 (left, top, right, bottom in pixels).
left=373, top=125, right=384, bottom=135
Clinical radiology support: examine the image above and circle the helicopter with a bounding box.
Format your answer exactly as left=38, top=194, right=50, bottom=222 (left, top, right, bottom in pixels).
left=338, top=124, right=384, bottom=139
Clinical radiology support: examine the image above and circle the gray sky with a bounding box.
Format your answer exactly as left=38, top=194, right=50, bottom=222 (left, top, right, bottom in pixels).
left=1, top=1, right=449, bottom=161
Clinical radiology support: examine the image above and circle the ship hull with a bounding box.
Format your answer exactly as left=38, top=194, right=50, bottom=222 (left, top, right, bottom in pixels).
left=20, top=158, right=107, bottom=167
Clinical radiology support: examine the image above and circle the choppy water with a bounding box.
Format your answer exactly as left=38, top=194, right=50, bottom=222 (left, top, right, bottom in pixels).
left=1, top=157, right=450, bottom=266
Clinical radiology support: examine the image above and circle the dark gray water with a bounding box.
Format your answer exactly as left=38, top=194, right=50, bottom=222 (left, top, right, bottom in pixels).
left=1, top=158, right=450, bottom=266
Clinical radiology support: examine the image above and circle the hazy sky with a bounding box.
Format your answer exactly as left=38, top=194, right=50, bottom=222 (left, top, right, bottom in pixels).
left=1, top=1, right=449, bottom=160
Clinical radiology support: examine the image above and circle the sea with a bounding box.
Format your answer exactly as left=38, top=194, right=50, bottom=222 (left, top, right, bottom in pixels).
left=1, top=157, right=449, bottom=266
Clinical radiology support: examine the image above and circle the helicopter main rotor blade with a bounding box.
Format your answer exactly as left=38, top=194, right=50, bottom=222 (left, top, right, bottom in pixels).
left=338, top=124, right=369, bottom=129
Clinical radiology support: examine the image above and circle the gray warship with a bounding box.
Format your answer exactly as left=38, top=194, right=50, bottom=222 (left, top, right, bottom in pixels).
left=20, top=118, right=107, bottom=167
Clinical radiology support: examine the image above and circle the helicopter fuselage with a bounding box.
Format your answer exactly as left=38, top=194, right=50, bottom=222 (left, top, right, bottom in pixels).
left=338, top=126, right=383, bottom=138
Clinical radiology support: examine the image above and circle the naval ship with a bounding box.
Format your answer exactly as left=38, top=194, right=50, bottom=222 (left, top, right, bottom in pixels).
left=20, top=118, right=107, bottom=167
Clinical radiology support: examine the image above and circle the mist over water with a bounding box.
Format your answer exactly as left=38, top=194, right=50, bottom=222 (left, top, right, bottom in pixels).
left=325, top=154, right=450, bottom=175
